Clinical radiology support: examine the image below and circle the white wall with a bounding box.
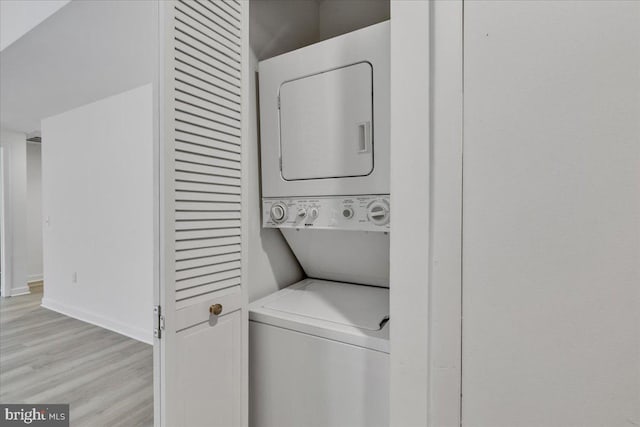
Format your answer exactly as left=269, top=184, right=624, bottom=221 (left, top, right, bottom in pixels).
left=318, top=0, right=389, bottom=41
left=0, top=128, right=28, bottom=296
left=249, top=0, right=390, bottom=61
left=249, top=0, right=319, bottom=61
left=26, top=142, right=42, bottom=282
left=462, top=2, right=640, bottom=426
left=41, top=84, right=154, bottom=344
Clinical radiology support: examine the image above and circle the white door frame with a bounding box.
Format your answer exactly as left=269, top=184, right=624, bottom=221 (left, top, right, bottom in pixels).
left=0, top=145, right=10, bottom=298
left=390, top=1, right=463, bottom=426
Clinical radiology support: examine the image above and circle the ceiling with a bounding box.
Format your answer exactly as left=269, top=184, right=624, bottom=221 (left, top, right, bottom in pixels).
left=0, top=0, right=157, bottom=133
left=0, top=0, right=70, bottom=51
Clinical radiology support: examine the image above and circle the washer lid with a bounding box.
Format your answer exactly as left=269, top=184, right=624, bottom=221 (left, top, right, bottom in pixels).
left=263, top=279, right=389, bottom=331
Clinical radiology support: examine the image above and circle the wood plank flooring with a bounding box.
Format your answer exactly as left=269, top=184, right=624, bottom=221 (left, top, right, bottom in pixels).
left=0, top=289, right=153, bottom=426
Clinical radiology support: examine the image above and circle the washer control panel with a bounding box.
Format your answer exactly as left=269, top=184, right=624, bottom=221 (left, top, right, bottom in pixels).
left=263, top=195, right=390, bottom=232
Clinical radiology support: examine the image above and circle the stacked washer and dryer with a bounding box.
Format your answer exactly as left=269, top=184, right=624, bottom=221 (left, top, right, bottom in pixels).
left=249, top=22, right=390, bottom=427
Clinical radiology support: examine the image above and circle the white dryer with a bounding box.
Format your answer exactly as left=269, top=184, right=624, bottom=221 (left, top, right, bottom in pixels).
left=259, top=21, right=390, bottom=198
left=258, top=21, right=391, bottom=287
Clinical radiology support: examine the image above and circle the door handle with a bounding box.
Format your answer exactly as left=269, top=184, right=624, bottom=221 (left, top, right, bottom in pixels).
left=358, top=121, right=371, bottom=153
left=209, top=304, right=223, bottom=316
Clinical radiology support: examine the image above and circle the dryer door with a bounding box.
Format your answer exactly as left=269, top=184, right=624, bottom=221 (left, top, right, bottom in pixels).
left=279, top=62, right=373, bottom=181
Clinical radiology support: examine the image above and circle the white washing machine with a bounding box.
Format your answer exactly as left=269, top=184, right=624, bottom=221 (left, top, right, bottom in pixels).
left=251, top=21, right=391, bottom=427
left=249, top=279, right=389, bottom=427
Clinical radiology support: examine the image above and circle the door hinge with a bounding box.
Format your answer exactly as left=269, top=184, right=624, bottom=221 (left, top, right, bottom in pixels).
left=153, top=305, right=165, bottom=339
left=279, top=157, right=282, bottom=171
left=277, top=95, right=281, bottom=109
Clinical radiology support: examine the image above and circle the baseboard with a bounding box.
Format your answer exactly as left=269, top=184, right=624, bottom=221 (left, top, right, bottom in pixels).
left=28, top=274, right=43, bottom=283
left=11, top=286, right=31, bottom=296
left=41, top=297, right=153, bottom=345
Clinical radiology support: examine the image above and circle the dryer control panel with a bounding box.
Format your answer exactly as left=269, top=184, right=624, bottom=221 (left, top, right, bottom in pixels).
left=263, top=195, right=390, bottom=232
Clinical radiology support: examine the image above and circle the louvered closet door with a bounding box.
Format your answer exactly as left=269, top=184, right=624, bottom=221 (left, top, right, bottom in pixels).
left=156, top=1, right=248, bottom=426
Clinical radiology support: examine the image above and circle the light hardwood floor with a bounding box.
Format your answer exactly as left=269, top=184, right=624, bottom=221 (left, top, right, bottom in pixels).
left=0, top=289, right=153, bottom=426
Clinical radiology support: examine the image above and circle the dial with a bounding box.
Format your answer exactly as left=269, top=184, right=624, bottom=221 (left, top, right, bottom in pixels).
left=342, top=207, right=354, bottom=219
left=367, top=200, right=390, bottom=226
left=270, top=203, right=288, bottom=223
left=296, top=208, right=307, bottom=219
left=309, top=208, right=319, bottom=220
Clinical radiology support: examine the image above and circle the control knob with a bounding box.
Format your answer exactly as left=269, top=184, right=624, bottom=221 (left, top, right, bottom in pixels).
left=367, top=200, right=390, bottom=226
left=342, top=207, right=354, bottom=219
left=270, top=202, right=288, bottom=224
left=308, top=208, right=319, bottom=221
